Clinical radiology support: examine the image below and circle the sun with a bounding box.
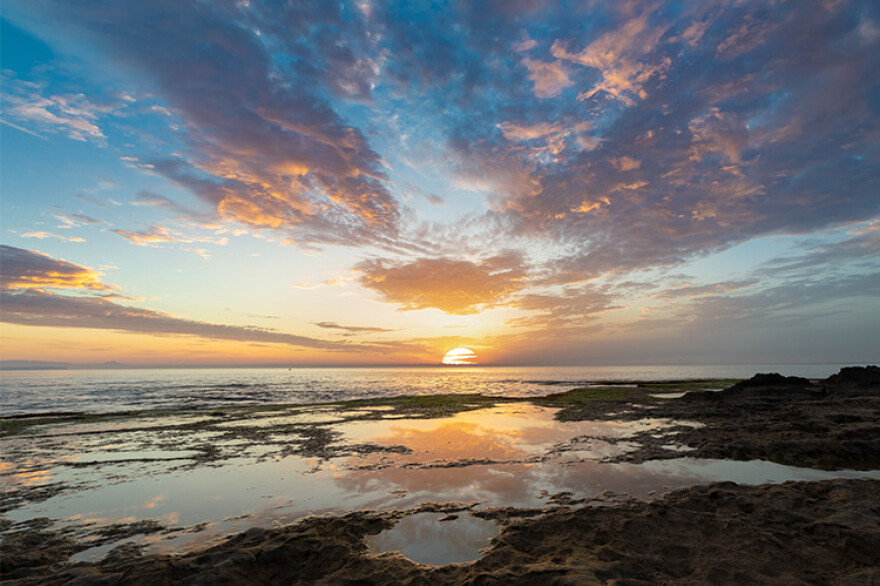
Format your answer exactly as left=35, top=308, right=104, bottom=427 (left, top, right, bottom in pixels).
left=442, top=347, right=478, bottom=365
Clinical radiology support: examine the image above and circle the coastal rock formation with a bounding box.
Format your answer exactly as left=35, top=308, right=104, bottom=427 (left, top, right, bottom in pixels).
left=2, top=479, right=878, bottom=585
left=623, top=366, right=880, bottom=470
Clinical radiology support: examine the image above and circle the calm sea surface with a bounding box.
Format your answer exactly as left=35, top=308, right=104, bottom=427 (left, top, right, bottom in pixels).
left=0, top=364, right=860, bottom=416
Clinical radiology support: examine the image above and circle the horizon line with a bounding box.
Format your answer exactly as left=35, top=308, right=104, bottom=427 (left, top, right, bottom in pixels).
left=0, top=360, right=869, bottom=371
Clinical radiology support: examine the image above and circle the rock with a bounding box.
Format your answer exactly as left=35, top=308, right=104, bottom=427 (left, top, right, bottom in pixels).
left=825, top=365, right=880, bottom=396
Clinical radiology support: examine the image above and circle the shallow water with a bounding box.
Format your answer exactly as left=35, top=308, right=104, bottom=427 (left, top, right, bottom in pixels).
left=3, top=401, right=878, bottom=564
left=367, top=513, right=498, bottom=565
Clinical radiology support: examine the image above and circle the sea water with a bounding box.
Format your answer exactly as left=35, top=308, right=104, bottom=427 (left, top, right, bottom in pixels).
left=0, top=364, right=858, bottom=415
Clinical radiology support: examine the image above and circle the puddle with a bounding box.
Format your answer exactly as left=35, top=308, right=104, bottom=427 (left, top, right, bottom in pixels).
left=650, top=392, right=687, bottom=399
left=70, top=541, right=124, bottom=564
left=660, top=444, right=695, bottom=452
left=72, top=450, right=202, bottom=463
left=334, top=404, right=680, bottom=468
left=367, top=513, right=498, bottom=565
left=4, top=401, right=879, bottom=561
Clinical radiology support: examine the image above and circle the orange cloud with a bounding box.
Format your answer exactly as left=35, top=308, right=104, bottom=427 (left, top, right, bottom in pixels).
left=112, top=225, right=229, bottom=247
left=552, top=14, right=668, bottom=105
left=0, top=245, right=113, bottom=291
left=358, top=254, right=528, bottom=315
left=112, top=225, right=180, bottom=246
left=611, top=155, right=642, bottom=171
left=521, top=57, right=573, bottom=98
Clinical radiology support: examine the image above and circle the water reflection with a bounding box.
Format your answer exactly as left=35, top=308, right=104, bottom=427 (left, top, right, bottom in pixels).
left=367, top=513, right=498, bottom=565
left=336, top=404, right=671, bottom=468
left=3, top=402, right=879, bottom=564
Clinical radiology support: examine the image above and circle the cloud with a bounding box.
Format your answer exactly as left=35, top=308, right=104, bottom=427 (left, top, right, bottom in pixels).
left=0, top=289, right=362, bottom=351
left=0, top=245, right=369, bottom=351
left=521, top=57, right=573, bottom=98
left=74, top=194, right=118, bottom=208
left=55, top=213, right=103, bottom=227
left=0, top=75, right=111, bottom=142
left=498, top=121, right=563, bottom=142
left=132, top=190, right=197, bottom=216
left=715, top=13, right=778, bottom=59
left=4, top=0, right=879, bottom=366
left=313, top=322, right=395, bottom=333
left=755, top=228, right=880, bottom=278
left=20, top=232, right=86, bottom=243
left=681, top=273, right=880, bottom=326
left=653, top=280, right=757, bottom=299
left=112, top=225, right=227, bottom=247
left=551, top=12, right=669, bottom=105
left=482, top=0, right=880, bottom=284
left=513, top=33, right=538, bottom=53
left=11, top=0, right=401, bottom=247
left=424, top=193, right=445, bottom=206
left=357, top=253, right=528, bottom=315
left=611, top=156, right=641, bottom=171
left=112, top=226, right=181, bottom=247
left=507, top=285, right=623, bottom=328
left=0, top=245, right=113, bottom=291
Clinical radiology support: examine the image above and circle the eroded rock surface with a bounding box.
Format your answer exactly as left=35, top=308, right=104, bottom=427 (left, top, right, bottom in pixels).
left=2, top=479, right=877, bottom=585
left=618, top=366, right=880, bottom=469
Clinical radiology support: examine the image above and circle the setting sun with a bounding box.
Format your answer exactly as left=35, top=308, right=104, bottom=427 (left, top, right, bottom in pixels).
left=442, top=347, right=478, bottom=365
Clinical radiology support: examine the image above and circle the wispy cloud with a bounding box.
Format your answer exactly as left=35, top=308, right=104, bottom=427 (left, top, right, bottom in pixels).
left=506, top=285, right=623, bottom=328
left=0, top=246, right=369, bottom=351
left=313, top=321, right=395, bottom=333
left=0, top=75, right=111, bottom=142
left=112, top=225, right=228, bottom=247
left=19, top=232, right=86, bottom=243
left=132, top=191, right=198, bottom=217
left=1, top=289, right=365, bottom=351
left=653, top=280, right=757, bottom=299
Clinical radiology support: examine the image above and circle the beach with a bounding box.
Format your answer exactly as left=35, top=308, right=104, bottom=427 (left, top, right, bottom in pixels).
left=2, top=366, right=879, bottom=584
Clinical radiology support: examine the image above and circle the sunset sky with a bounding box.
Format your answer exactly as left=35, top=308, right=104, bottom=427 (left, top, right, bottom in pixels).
left=1, top=0, right=878, bottom=366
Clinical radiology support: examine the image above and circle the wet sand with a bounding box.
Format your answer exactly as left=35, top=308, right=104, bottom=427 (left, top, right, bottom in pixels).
left=2, top=366, right=878, bottom=584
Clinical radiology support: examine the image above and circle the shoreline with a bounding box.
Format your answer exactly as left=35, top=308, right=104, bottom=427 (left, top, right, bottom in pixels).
left=1, top=363, right=857, bottom=417
left=2, top=366, right=878, bottom=584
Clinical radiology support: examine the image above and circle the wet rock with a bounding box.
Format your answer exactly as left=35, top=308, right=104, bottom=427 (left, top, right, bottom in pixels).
left=682, top=372, right=817, bottom=403
left=731, top=372, right=813, bottom=389
left=619, top=366, right=880, bottom=470
left=100, top=542, right=145, bottom=566
left=96, top=520, right=165, bottom=545
left=4, top=480, right=879, bottom=585
left=0, top=527, right=84, bottom=577
left=825, top=365, right=880, bottom=395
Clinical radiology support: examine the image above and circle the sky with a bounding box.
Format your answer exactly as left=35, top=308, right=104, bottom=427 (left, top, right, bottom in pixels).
left=1, top=0, right=878, bottom=367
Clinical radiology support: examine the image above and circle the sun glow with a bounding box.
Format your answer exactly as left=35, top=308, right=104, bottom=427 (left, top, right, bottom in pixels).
left=442, top=347, right=477, bottom=365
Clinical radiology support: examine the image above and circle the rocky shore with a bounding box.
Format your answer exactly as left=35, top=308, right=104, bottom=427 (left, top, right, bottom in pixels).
left=4, top=478, right=878, bottom=585
left=613, top=365, right=880, bottom=470
left=2, top=366, right=878, bottom=585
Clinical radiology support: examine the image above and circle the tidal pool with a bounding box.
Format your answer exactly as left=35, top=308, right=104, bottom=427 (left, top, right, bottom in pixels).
left=367, top=513, right=498, bottom=565
left=3, top=402, right=878, bottom=563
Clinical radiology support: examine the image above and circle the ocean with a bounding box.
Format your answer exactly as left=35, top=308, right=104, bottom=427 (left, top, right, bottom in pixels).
left=0, top=363, right=858, bottom=416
